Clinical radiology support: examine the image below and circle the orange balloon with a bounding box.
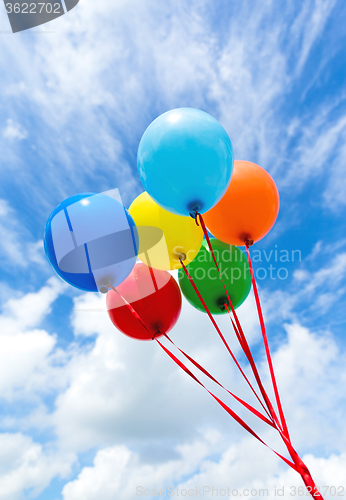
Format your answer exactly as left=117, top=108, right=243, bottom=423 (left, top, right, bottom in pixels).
left=204, top=161, right=279, bottom=246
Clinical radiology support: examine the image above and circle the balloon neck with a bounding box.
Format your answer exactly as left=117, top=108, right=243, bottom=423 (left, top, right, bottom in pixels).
left=179, top=253, right=187, bottom=262
left=100, top=280, right=117, bottom=294
left=188, top=202, right=202, bottom=219
left=219, top=300, right=229, bottom=312
left=152, top=330, right=161, bottom=340
left=244, top=238, right=254, bottom=247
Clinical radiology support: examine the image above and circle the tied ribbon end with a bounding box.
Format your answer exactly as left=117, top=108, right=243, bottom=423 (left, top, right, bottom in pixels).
left=189, top=208, right=200, bottom=225
left=152, top=331, right=161, bottom=341
left=189, top=209, right=200, bottom=226
left=244, top=238, right=254, bottom=247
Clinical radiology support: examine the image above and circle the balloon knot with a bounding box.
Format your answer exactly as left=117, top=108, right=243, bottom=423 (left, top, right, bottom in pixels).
left=189, top=209, right=200, bottom=226
left=152, top=330, right=161, bottom=340
left=179, top=253, right=187, bottom=262
left=219, top=299, right=229, bottom=312
left=244, top=238, right=254, bottom=247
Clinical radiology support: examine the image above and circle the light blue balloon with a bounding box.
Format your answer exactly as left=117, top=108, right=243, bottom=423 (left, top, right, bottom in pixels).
left=137, top=108, right=234, bottom=216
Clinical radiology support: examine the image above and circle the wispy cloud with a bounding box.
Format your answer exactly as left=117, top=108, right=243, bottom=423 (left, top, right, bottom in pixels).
left=0, top=0, right=344, bottom=215
left=0, top=198, right=47, bottom=270
left=2, top=119, right=27, bottom=141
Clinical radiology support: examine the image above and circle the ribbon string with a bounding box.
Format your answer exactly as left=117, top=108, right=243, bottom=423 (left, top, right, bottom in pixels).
left=192, top=213, right=323, bottom=499
left=164, top=333, right=274, bottom=428
left=224, top=305, right=320, bottom=495
left=243, top=245, right=323, bottom=497
left=107, top=256, right=323, bottom=499
left=195, top=214, right=283, bottom=433
left=179, top=257, right=273, bottom=421
left=224, top=302, right=285, bottom=436
left=244, top=243, right=290, bottom=439
left=106, top=284, right=156, bottom=339
left=155, top=337, right=299, bottom=472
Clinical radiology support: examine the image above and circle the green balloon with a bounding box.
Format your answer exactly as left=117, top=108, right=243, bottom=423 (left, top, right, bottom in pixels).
left=178, top=238, right=251, bottom=314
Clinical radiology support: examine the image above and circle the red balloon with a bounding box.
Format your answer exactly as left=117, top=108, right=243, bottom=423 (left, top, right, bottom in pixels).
left=106, top=263, right=182, bottom=341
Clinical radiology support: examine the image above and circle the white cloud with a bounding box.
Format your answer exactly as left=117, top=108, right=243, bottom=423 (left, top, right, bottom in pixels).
left=323, top=134, right=346, bottom=209
left=2, top=119, right=27, bottom=141
left=289, top=0, right=337, bottom=75
left=262, top=250, right=346, bottom=323
left=0, top=329, right=55, bottom=397
left=176, top=446, right=346, bottom=500
left=52, top=282, right=346, bottom=470
left=0, top=198, right=46, bottom=269
left=0, top=0, right=343, bottom=210
left=0, top=254, right=344, bottom=499
left=281, top=112, right=346, bottom=191
left=61, top=438, right=346, bottom=500
left=60, top=317, right=346, bottom=500
left=51, top=289, right=264, bottom=452
left=263, top=323, right=346, bottom=451
left=0, top=433, right=75, bottom=500
left=0, top=277, right=66, bottom=334
left=300, top=252, right=346, bottom=294
left=0, top=199, right=28, bottom=266
left=0, top=277, right=68, bottom=401
left=62, top=432, right=224, bottom=500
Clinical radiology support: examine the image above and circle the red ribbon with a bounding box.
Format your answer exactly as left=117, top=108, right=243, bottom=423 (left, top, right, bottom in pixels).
left=224, top=302, right=285, bottom=436
left=108, top=253, right=323, bottom=499
left=106, top=284, right=158, bottom=339
left=155, top=337, right=299, bottom=472
left=244, top=245, right=323, bottom=497
left=191, top=213, right=323, bottom=498
left=164, top=333, right=274, bottom=427
left=179, top=258, right=273, bottom=421
left=195, top=214, right=284, bottom=433
left=107, top=283, right=299, bottom=471
left=244, top=243, right=290, bottom=439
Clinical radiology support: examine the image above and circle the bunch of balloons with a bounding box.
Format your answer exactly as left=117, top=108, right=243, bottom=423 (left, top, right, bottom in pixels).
left=44, top=108, right=278, bottom=337
left=44, top=108, right=323, bottom=498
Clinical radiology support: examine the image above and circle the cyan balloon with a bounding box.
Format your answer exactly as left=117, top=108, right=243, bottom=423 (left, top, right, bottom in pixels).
left=44, top=193, right=138, bottom=293
left=137, top=108, right=234, bottom=216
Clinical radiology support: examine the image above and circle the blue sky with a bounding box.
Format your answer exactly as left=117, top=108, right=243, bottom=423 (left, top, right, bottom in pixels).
left=0, top=0, right=346, bottom=499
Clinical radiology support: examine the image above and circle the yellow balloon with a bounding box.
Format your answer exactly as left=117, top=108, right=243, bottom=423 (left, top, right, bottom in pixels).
left=129, top=192, right=203, bottom=270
